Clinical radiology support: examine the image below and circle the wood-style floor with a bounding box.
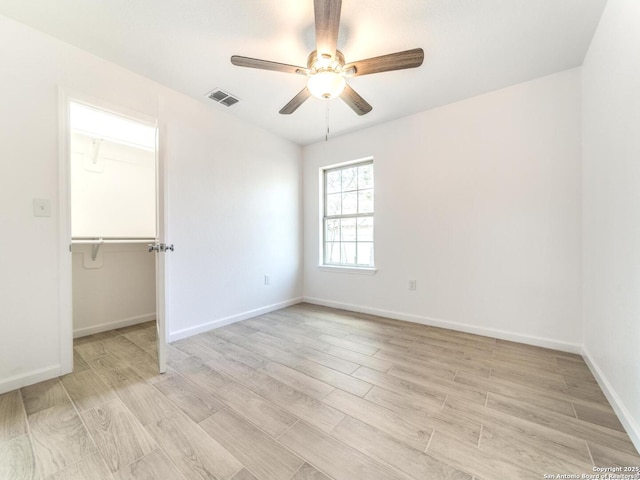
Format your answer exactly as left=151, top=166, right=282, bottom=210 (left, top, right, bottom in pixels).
left=1, top=304, right=639, bottom=480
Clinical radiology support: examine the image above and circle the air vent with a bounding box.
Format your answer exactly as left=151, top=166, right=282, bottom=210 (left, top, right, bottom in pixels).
left=220, top=96, right=239, bottom=107
left=206, top=89, right=240, bottom=107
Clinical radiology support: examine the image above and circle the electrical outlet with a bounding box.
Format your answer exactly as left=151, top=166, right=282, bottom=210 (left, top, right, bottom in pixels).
left=409, top=280, right=417, bottom=291
left=264, top=275, right=270, bottom=286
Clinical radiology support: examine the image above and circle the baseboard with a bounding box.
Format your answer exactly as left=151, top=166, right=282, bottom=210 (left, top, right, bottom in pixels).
left=582, top=346, right=640, bottom=454
left=73, top=313, right=156, bottom=338
left=302, top=296, right=582, bottom=354
left=0, top=365, right=62, bottom=395
left=168, top=297, right=303, bottom=343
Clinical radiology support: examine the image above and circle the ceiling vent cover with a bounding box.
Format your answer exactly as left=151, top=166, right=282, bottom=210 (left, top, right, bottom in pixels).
left=206, top=89, right=240, bottom=107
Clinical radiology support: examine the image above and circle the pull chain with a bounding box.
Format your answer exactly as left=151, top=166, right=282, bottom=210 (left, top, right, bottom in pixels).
left=325, top=101, right=330, bottom=142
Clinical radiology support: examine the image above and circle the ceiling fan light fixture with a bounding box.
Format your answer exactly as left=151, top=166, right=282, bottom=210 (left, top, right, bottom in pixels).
left=307, top=70, right=346, bottom=99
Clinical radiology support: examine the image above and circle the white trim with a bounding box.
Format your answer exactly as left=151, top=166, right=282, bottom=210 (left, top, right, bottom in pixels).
left=73, top=313, right=156, bottom=339
left=67, top=93, right=158, bottom=128
left=302, top=296, right=582, bottom=354
left=168, top=298, right=303, bottom=343
left=0, top=365, right=62, bottom=395
left=58, top=87, right=73, bottom=376
left=317, top=265, right=377, bottom=275
left=321, top=155, right=374, bottom=171
left=582, top=345, right=640, bottom=454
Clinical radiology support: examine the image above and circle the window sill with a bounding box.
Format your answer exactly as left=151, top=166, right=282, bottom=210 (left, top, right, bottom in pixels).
left=317, top=265, right=378, bottom=275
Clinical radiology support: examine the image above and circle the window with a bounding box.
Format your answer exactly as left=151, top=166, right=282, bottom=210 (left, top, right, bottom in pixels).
left=323, top=160, right=374, bottom=268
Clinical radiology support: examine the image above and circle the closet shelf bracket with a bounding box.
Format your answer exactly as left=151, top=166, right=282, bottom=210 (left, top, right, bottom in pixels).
left=91, top=238, right=104, bottom=261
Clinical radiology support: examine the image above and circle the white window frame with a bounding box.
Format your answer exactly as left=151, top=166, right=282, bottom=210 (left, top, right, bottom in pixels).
left=319, top=158, right=376, bottom=274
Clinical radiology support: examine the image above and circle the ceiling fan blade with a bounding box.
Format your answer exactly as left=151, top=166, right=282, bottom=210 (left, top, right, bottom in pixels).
left=279, top=87, right=312, bottom=115
left=344, top=48, right=424, bottom=76
left=314, top=0, right=342, bottom=59
left=231, top=55, right=307, bottom=75
left=341, top=84, right=372, bottom=116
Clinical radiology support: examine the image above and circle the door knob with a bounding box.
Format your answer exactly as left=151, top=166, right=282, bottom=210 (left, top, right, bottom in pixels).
left=149, top=243, right=173, bottom=252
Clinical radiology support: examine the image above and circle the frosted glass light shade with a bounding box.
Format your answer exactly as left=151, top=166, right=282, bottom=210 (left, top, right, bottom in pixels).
left=307, top=71, right=346, bottom=99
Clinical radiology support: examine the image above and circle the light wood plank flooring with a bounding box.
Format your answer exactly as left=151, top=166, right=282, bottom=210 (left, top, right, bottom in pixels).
left=1, top=304, right=638, bottom=479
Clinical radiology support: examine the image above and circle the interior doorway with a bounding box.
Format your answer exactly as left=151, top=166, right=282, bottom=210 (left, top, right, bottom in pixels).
left=65, top=99, right=166, bottom=374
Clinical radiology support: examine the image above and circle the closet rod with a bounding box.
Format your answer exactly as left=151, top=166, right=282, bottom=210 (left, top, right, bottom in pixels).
left=70, top=238, right=156, bottom=260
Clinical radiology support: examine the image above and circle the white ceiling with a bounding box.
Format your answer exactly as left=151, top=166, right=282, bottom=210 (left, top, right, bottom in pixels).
left=0, top=0, right=607, bottom=145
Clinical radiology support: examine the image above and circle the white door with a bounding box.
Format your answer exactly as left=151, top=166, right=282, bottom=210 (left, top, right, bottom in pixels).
left=153, top=128, right=167, bottom=373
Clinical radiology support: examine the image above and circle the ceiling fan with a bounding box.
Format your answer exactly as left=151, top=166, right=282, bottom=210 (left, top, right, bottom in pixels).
left=230, top=0, right=424, bottom=116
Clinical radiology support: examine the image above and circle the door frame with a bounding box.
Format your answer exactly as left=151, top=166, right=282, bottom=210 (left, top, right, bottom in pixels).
left=57, top=88, right=167, bottom=375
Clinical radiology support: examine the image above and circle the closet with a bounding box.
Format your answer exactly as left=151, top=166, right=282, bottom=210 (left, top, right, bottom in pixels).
left=69, top=102, right=159, bottom=347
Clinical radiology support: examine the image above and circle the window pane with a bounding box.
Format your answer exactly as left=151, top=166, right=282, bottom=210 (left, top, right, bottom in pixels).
left=325, top=219, right=340, bottom=242
left=326, top=170, right=341, bottom=194
left=340, top=218, right=356, bottom=241
left=342, top=192, right=357, bottom=214
left=358, top=164, right=374, bottom=189
left=326, top=193, right=341, bottom=216
left=323, top=160, right=374, bottom=268
left=342, top=167, right=358, bottom=191
left=357, top=217, right=374, bottom=241
left=342, top=242, right=356, bottom=265
left=325, top=242, right=340, bottom=264
left=358, top=189, right=374, bottom=214
left=357, top=242, right=374, bottom=266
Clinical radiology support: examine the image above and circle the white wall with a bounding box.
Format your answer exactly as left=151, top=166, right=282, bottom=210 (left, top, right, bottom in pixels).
left=160, top=85, right=303, bottom=341
left=72, top=244, right=156, bottom=337
left=581, top=0, right=640, bottom=451
left=0, top=15, right=302, bottom=394
left=303, top=69, right=582, bottom=351
left=70, top=133, right=156, bottom=239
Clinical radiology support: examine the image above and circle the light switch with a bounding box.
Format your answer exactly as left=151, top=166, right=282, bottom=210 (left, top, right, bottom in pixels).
left=33, top=198, right=51, bottom=217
